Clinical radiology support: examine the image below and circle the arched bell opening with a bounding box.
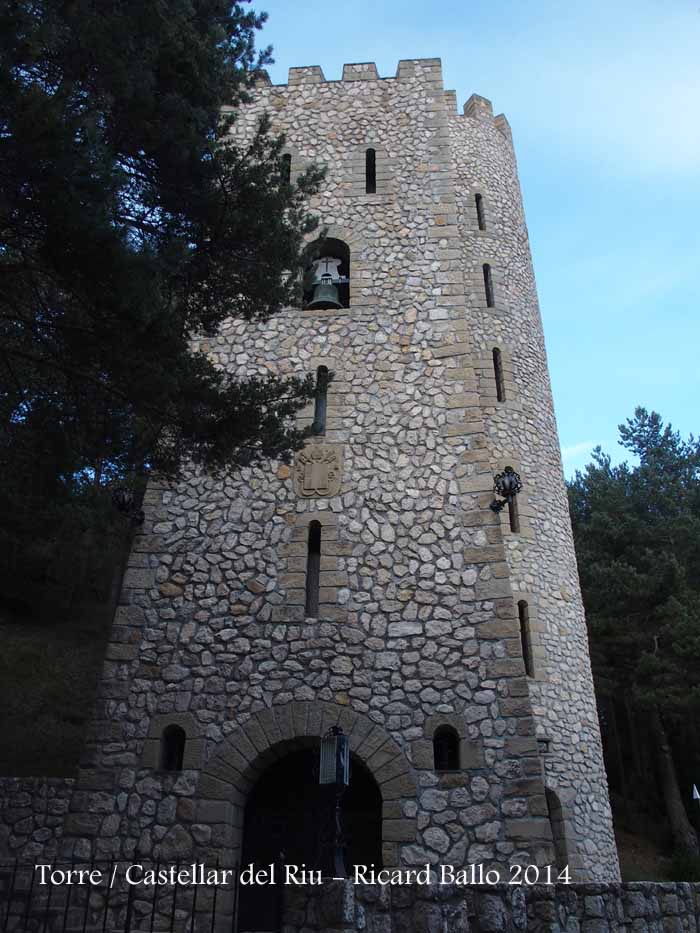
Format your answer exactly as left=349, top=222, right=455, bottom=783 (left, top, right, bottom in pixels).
left=238, top=743, right=382, bottom=930
left=303, top=238, right=350, bottom=310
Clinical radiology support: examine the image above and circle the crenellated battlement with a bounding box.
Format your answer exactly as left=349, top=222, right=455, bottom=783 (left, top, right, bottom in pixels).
left=462, top=93, right=512, bottom=140
left=282, top=57, right=443, bottom=87
left=341, top=62, right=379, bottom=81
left=258, top=58, right=510, bottom=139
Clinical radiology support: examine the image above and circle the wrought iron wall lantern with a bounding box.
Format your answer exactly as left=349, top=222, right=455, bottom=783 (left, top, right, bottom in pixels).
left=319, top=725, right=350, bottom=878
left=489, top=465, right=523, bottom=513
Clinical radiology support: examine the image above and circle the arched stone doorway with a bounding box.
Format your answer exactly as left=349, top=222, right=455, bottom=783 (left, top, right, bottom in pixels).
left=198, top=702, right=418, bottom=870
left=238, top=744, right=382, bottom=930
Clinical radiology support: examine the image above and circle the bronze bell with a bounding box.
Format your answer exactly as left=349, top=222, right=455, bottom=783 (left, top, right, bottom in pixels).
left=306, top=277, right=343, bottom=310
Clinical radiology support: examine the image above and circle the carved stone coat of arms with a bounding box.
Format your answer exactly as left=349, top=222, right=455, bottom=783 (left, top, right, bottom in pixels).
left=293, top=445, right=342, bottom=498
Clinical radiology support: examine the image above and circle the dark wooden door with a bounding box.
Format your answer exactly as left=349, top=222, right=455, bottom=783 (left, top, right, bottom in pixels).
left=237, top=748, right=383, bottom=931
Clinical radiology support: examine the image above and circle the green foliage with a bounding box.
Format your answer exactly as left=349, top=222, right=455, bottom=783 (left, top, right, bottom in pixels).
left=0, top=1, right=325, bottom=600
left=0, top=613, right=113, bottom=775
left=668, top=847, right=700, bottom=882
left=0, top=0, right=323, bottom=486
left=568, top=408, right=700, bottom=713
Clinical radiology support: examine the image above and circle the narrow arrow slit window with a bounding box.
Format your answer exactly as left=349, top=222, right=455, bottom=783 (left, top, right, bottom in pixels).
left=281, top=153, right=291, bottom=184
left=508, top=495, right=520, bottom=534
left=313, top=366, right=329, bottom=435
left=493, top=347, right=506, bottom=402
left=475, top=193, right=486, bottom=230
left=483, top=263, right=495, bottom=307
left=518, top=600, right=534, bottom=677
left=305, top=521, right=322, bottom=617
left=365, top=148, right=376, bottom=194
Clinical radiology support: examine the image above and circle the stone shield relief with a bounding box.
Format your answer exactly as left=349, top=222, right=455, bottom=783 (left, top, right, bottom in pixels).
left=293, top=444, right=342, bottom=498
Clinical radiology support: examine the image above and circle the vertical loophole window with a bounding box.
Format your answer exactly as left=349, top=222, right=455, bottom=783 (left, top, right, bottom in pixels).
left=160, top=725, right=186, bottom=771
left=475, top=193, right=486, bottom=230
left=281, top=153, right=291, bottom=184
left=546, top=790, right=569, bottom=871
left=365, top=148, right=376, bottom=194
left=313, top=366, right=329, bottom=435
left=433, top=726, right=460, bottom=771
left=508, top=495, right=520, bottom=534
left=305, top=521, right=321, bottom=618
left=518, top=600, right=534, bottom=677
left=492, top=348, right=506, bottom=402
left=483, top=263, right=495, bottom=307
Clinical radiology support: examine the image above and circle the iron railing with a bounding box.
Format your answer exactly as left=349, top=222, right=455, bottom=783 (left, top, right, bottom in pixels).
left=0, top=860, right=249, bottom=933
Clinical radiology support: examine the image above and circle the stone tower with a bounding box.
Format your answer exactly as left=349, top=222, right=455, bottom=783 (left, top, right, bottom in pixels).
left=66, top=59, right=619, bottom=886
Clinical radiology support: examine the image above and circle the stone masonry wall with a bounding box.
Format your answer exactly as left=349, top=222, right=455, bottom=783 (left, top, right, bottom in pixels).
left=282, top=880, right=700, bottom=933
left=12, top=58, right=618, bottom=886
left=0, top=777, right=74, bottom=860
left=448, top=96, right=618, bottom=875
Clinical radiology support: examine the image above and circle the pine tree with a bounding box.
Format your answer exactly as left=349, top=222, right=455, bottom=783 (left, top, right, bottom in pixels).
left=568, top=408, right=700, bottom=854
left=0, top=0, right=323, bottom=487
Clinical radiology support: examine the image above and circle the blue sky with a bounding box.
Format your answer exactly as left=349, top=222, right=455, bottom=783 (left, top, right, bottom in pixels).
left=255, top=0, right=700, bottom=476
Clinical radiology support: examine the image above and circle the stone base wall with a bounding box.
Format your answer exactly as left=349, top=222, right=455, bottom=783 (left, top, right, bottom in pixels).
left=284, top=881, right=700, bottom=932
left=0, top=777, right=75, bottom=860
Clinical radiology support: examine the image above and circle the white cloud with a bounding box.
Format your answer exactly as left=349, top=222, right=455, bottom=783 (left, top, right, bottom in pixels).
left=561, top=441, right=596, bottom=469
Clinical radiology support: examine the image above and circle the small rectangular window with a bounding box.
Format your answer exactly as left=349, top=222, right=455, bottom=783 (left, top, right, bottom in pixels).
left=305, top=521, right=321, bottom=617
left=475, top=193, right=486, bottom=231
left=160, top=725, right=186, bottom=771
left=483, top=264, right=495, bottom=307
left=312, top=366, right=329, bottom=435
left=281, top=153, right=291, bottom=184
left=508, top=496, right=520, bottom=534
left=365, top=148, right=376, bottom=194
left=433, top=726, right=460, bottom=771
left=492, top=348, right=506, bottom=402
left=518, top=600, right=534, bottom=677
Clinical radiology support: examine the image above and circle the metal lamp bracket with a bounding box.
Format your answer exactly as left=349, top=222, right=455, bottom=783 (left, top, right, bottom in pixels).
left=489, top=466, right=523, bottom=513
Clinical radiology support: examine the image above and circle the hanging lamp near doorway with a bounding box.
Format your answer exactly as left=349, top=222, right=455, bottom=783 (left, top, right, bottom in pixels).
left=319, top=725, right=350, bottom=877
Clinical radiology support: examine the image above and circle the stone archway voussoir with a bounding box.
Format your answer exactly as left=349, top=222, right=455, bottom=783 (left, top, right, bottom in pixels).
left=319, top=703, right=344, bottom=737
left=240, top=718, right=269, bottom=755
left=380, top=772, right=417, bottom=800
left=365, top=737, right=403, bottom=772
left=253, top=709, right=284, bottom=747
left=198, top=774, right=234, bottom=801
left=225, top=729, right=260, bottom=767
left=218, top=743, right=257, bottom=779
left=273, top=703, right=295, bottom=742
left=202, top=702, right=419, bottom=854
left=291, top=701, right=311, bottom=736
left=352, top=724, right=389, bottom=763
left=374, top=756, right=410, bottom=785
left=337, top=707, right=359, bottom=736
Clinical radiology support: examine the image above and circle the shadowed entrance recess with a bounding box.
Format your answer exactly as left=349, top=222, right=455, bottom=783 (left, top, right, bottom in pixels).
left=198, top=702, right=419, bottom=868
left=238, top=746, right=382, bottom=931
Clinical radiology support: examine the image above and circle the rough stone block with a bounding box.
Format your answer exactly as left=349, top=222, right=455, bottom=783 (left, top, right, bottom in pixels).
left=382, top=819, right=416, bottom=843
